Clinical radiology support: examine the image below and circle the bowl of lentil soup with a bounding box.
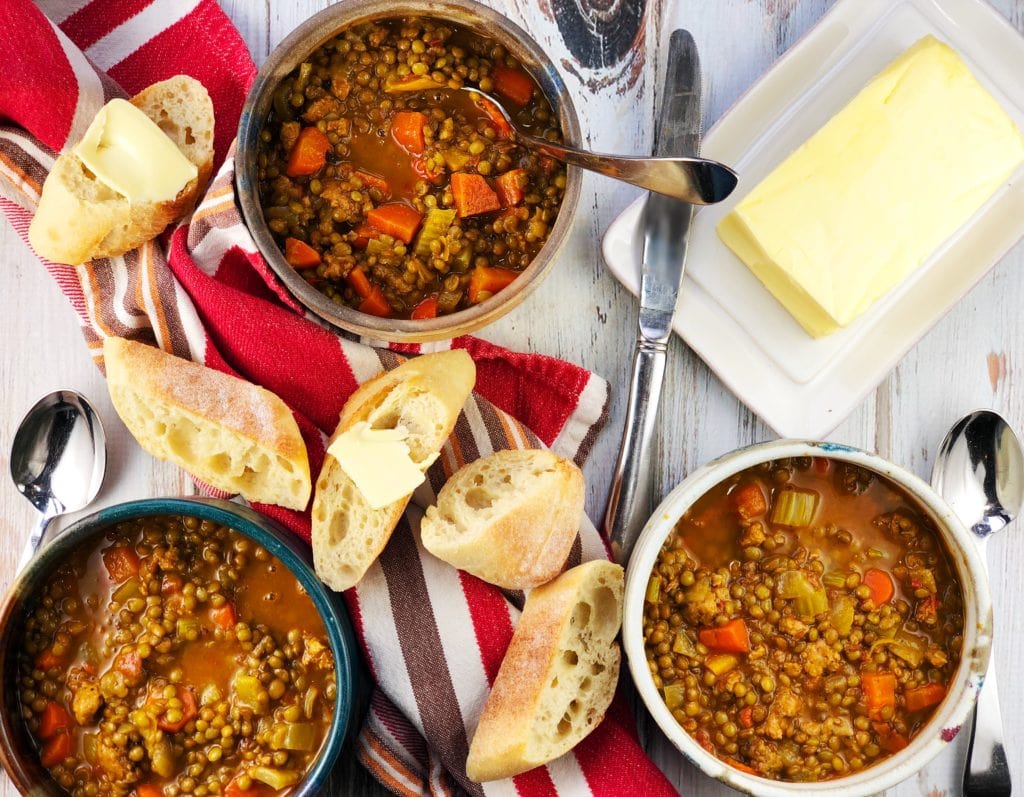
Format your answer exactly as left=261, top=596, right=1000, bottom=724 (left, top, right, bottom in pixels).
left=621, top=440, right=992, bottom=796
left=0, top=497, right=358, bottom=797
left=236, top=0, right=582, bottom=341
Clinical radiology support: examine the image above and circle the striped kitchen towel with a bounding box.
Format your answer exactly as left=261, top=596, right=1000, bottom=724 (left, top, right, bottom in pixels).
left=0, top=2, right=678, bottom=796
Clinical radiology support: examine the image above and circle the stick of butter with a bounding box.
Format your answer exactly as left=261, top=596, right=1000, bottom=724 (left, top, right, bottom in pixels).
left=717, top=36, right=1024, bottom=337
left=73, top=98, right=197, bottom=203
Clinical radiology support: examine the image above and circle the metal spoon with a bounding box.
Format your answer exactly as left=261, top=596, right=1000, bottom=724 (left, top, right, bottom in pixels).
left=9, top=390, right=106, bottom=571
left=460, top=86, right=738, bottom=205
left=931, top=409, right=1024, bottom=797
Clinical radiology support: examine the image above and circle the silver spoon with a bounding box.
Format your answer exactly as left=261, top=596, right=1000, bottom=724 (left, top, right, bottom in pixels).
left=931, top=409, right=1024, bottom=797
left=459, top=86, right=738, bottom=205
left=10, top=390, right=106, bottom=571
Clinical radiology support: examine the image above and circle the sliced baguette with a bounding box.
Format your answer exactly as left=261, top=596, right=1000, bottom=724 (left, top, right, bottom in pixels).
left=420, top=449, right=584, bottom=589
left=466, top=560, right=624, bottom=782
left=103, top=336, right=311, bottom=510
left=312, top=350, right=476, bottom=592
left=29, top=76, right=214, bottom=265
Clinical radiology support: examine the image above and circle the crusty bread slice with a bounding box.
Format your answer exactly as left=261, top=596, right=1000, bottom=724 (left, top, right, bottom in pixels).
left=103, top=336, right=311, bottom=510
left=420, top=449, right=584, bottom=589
left=466, top=560, right=624, bottom=782
left=312, top=350, right=476, bottom=592
left=29, top=76, right=214, bottom=265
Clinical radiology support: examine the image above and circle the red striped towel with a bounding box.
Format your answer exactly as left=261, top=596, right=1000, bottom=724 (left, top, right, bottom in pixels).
left=0, top=2, right=678, bottom=795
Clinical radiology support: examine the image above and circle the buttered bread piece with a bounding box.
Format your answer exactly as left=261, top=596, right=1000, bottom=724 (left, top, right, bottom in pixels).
left=717, top=36, right=1024, bottom=337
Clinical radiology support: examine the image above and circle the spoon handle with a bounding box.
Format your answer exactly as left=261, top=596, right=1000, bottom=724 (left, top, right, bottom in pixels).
left=18, top=509, right=55, bottom=573
left=964, top=651, right=1011, bottom=796
left=519, top=134, right=734, bottom=206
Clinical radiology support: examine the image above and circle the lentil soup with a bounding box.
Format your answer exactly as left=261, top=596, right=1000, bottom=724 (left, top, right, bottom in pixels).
left=642, top=457, right=965, bottom=782
left=256, top=16, right=567, bottom=319
left=15, top=515, right=337, bottom=797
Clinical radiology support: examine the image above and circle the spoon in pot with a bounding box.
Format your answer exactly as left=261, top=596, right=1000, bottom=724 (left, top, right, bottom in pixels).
left=931, top=409, right=1024, bottom=797
left=454, top=86, right=738, bottom=205
left=9, top=390, right=106, bottom=572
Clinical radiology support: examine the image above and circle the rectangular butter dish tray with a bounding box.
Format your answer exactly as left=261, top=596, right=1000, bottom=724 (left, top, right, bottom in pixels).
left=602, top=0, right=1024, bottom=438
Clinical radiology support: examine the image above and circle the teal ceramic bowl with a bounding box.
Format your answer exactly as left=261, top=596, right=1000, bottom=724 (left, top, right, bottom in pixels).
left=0, top=497, right=359, bottom=796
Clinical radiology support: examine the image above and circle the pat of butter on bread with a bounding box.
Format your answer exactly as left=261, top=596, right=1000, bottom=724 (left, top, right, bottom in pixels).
left=29, top=76, right=214, bottom=265
left=327, top=422, right=437, bottom=510
left=717, top=36, right=1024, bottom=337
left=73, top=99, right=197, bottom=203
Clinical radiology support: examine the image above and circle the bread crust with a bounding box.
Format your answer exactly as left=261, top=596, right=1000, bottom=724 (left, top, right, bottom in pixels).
left=420, top=449, right=584, bottom=589
left=28, top=75, right=214, bottom=265
left=311, top=350, right=476, bottom=592
left=466, top=560, right=624, bottom=781
left=103, top=336, right=311, bottom=509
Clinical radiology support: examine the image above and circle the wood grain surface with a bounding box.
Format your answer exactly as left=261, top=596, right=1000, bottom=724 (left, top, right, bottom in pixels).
left=3, top=0, right=1024, bottom=795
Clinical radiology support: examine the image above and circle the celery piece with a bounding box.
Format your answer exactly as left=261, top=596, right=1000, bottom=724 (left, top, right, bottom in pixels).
left=365, top=238, right=388, bottom=257
left=250, top=767, right=301, bottom=790
left=672, top=632, right=696, bottom=657
left=443, top=149, right=473, bottom=172
left=82, top=733, right=98, bottom=765
left=270, top=722, right=318, bottom=751
left=872, top=637, right=924, bottom=668
left=776, top=570, right=828, bottom=620
left=384, top=75, right=439, bottom=93
left=176, top=618, right=201, bottom=639
left=111, top=577, right=141, bottom=604
left=705, top=654, right=739, bottom=676
left=233, top=673, right=263, bottom=711
left=201, top=684, right=223, bottom=706
left=645, top=575, right=662, bottom=604
left=663, top=683, right=686, bottom=710
left=829, top=595, right=856, bottom=637
left=822, top=572, right=847, bottom=589
left=413, top=208, right=456, bottom=258
left=770, top=487, right=820, bottom=528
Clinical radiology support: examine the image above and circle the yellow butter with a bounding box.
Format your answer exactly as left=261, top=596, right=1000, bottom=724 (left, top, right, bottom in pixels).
left=717, top=36, right=1024, bottom=337
left=73, top=98, right=197, bottom=203
left=327, top=422, right=435, bottom=510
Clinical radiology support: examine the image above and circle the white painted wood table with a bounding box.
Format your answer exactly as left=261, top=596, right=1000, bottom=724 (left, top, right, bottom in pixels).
left=3, top=0, right=1024, bottom=794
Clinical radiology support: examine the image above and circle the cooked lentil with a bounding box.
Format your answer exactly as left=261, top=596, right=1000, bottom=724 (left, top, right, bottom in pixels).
left=257, top=16, right=567, bottom=319
left=17, top=515, right=336, bottom=797
left=643, top=458, right=964, bottom=782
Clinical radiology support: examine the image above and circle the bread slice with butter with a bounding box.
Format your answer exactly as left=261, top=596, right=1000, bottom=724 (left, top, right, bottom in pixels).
left=717, top=36, right=1024, bottom=337
left=103, top=336, right=311, bottom=510
left=466, top=560, right=624, bottom=782
left=311, top=350, right=476, bottom=592
left=420, top=449, right=584, bottom=590
left=29, top=76, right=214, bottom=265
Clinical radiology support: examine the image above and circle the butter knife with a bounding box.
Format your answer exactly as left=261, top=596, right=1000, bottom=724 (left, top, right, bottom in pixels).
left=605, top=30, right=716, bottom=564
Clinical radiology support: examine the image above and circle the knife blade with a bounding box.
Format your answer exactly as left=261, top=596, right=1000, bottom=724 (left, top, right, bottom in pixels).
left=605, top=30, right=702, bottom=565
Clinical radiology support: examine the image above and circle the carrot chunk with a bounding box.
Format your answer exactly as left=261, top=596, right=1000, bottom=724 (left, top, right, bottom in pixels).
left=136, top=786, right=164, bottom=797
left=697, top=618, right=750, bottom=654
left=495, top=169, right=528, bottom=207
left=354, top=169, right=390, bottom=195
left=40, top=731, right=72, bottom=768
left=351, top=221, right=380, bottom=249
left=225, top=777, right=272, bottom=797
left=346, top=267, right=373, bottom=299
left=35, top=647, right=64, bottom=672
left=468, top=265, right=518, bottom=303
left=391, top=111, right=428, bottom=155
left=723, top=758, right=759, bottom=776
left=905, top=682, right=947, bottom=712
left=863, top=568, right=895, bottom=605
left=284, top=237, right=321, bottom=269
left=473, top=94, right=513, bottom=139
left=410, top=295, right=439, bottom=319
left=156, top=686, right=197, bottom=733
left=862, top=671, right=896, bottom=719
left=451, top=172, right=500, bottom=218
left=102, top=546, right=140, bottom=583
left=366, top=203, right=423, bottom=244
left=492, top=64, right=535, bottom=106
left=738, top=706, right=754, bottom=729
left=286, top=126, right=331, bottom=177
left=358, top=286, right=393, bottom=318
left=873, top=722, right=910, bottom=753
left=114, top=649, right=144, bottom=683
left=730, top=482, right=767, bottom=520
left=209, top=603, right=237, bottom=630
left=38, top=702, right=73, bottom=740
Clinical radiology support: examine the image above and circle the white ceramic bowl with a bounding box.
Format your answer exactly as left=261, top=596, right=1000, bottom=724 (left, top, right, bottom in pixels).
left=622, top=440, right=992, bottom=797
